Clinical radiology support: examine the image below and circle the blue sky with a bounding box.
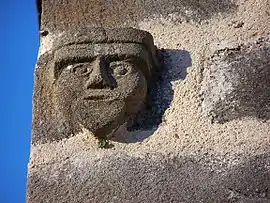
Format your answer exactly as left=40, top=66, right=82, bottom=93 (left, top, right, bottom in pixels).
left=1, top=1, right=39, bottom=202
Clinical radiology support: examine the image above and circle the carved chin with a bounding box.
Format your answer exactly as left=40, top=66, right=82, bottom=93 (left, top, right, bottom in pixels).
left=71, top=99, right=126, bottom=138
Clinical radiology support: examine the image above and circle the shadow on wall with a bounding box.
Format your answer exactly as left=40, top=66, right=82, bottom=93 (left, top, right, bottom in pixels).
left=27, top=151, right=270, bottom=202
left=41, top=0, right=238, bottom=30
left=142, top=0, right=238, bottom=23
left=224, top=153, right=270, bottom=201
left=123, top=49, right=192, bottom=143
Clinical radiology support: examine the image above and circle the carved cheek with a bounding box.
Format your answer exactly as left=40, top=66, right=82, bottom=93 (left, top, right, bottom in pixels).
left=57, top=68, right=85, bottom=97
left=117, top=69, right=146, bottom=98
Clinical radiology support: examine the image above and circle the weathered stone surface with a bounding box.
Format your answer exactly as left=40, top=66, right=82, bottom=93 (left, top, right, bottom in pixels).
left=38, top=0, right=237, bottom=32
left=201, top=38, right=270, bottom=123
left=27, top=141, right=270, bottom=203
left=28, top=0, right=270, bottom=202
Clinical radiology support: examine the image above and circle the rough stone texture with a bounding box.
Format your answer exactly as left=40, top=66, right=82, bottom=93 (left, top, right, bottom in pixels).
left=201, top=38, right=270, bottom=123
left=28, top=0, right=270, bottom=202
left=27, top=146, right=270, bottom=202
left=37, top=0, right=237, bottom=31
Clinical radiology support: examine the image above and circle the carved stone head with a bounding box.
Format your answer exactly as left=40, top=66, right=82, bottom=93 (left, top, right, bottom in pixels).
left=32, top=27, right=158, bottom=144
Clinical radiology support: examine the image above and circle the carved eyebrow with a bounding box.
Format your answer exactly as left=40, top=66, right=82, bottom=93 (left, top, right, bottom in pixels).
left=54, top=43, right=150, bottom=63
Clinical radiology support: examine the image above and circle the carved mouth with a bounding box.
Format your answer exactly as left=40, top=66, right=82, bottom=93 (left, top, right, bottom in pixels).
left=83, top=91, right=119, bottom=101
left=84, top=94, right=107, bottom=100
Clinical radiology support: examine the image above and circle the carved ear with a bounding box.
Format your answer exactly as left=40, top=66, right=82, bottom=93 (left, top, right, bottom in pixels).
left=53, top=57, right=64, bottom=80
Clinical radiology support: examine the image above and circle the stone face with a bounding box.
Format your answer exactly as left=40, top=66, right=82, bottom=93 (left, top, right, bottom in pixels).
left=201, top=38, right=270, bottom=123
left=32, top=27, right=158, bottom=144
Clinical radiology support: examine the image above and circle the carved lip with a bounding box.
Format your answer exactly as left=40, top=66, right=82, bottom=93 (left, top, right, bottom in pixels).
left=83, top=91, right=119, bottom=101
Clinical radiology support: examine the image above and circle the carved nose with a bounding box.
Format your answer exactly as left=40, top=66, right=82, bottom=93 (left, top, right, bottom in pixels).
left=85, top=57, right=108, bottom=89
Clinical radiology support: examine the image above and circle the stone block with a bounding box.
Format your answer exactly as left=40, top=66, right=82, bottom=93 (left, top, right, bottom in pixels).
left=201, top=38, right=270, bottom=123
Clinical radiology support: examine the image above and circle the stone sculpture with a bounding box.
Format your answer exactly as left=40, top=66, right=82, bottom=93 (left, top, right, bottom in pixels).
left=32, top=27, right=158, bottom=144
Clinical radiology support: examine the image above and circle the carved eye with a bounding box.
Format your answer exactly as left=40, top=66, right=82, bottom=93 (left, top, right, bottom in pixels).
left=72, top=63, right=91, bottom=76
left=114, top=66, right=128, bottom=75
left=110, top=61, right=130, bottom=76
